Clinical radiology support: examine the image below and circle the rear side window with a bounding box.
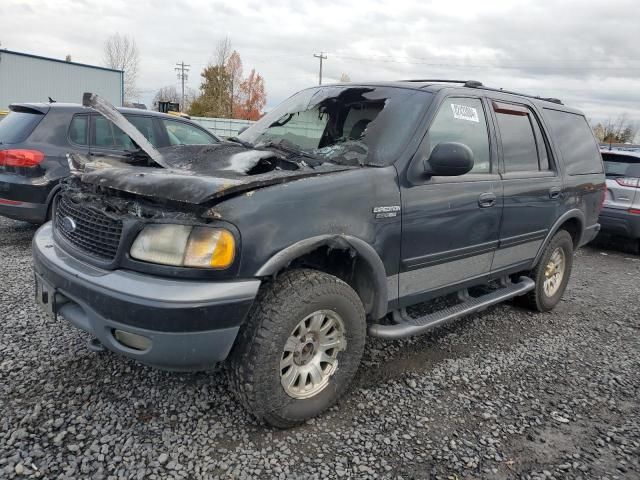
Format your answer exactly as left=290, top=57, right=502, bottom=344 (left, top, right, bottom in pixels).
left=544, top=109, right=603, bottom=175
left=92, top=115, right=159, bottom=150
left=426, top=97, right=491, bottom=174
left=69, top=115, right=88, bottom=145
left=0, top=110, right=44, bottom=144
left=494, top=102, right=550, bottom=173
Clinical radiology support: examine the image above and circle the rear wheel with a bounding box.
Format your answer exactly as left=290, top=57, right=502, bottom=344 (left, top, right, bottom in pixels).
left=228, top=269, right=366, bottom=428
left=518, top=230, right=574, bottom=312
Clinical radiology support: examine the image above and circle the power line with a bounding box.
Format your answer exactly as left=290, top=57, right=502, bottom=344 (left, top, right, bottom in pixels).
left=175, top=61, right=190, bottom=111
left=313, top=52, right=327, bottom=85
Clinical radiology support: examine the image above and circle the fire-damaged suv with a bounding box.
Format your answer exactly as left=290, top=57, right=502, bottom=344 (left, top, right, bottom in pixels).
left=32, top=82, right=605, bottom=427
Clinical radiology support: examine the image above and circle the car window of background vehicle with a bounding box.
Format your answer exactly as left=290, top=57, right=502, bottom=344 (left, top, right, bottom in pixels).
left=69, top=115, right=88, bottom=145
left=0, top=111, right=45, bottom=144
left=163, top=119, right=215, bottom=145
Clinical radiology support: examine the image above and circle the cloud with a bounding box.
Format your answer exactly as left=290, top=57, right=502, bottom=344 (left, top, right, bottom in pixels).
left=1, top=0, right=638, bottom=132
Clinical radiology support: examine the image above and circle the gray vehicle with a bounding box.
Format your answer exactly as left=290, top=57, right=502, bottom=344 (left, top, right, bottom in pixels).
left=599, top=149, right=640, bottom=246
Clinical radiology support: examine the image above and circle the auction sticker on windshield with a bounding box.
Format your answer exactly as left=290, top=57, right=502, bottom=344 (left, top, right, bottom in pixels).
left=451, top=104, right=479, bottom=122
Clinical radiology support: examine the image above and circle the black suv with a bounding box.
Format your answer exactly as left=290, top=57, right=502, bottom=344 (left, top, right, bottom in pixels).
left=32, top=82, right=605, bottom=427
left=0, top=103, right=218, bottom=223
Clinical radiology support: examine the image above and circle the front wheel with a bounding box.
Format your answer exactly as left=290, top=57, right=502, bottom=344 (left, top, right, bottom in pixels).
left=518, top=230, right=574, bottom=312
left=227, top=269, right=366, bottom=428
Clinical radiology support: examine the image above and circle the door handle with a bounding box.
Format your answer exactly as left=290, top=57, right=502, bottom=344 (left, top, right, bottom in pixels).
left=549, top=187, right=562, bottom=199
left=478, top=192, right=497, bottom=208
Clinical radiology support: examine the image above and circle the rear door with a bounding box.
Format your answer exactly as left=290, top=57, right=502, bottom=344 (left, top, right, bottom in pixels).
left=490, top=100, right=563, bottom=271
left=399, top=96, right=502, bottom=305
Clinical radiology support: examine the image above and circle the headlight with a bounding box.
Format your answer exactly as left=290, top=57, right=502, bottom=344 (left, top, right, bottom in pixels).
left=130, top=224, right=235, bottom=268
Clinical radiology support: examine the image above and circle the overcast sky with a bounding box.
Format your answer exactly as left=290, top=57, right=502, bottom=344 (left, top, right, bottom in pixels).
left=2, top=0, right=639, bottom=132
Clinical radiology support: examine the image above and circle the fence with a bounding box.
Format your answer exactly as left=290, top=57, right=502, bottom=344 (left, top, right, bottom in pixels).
left=191, top=117, right=254, bottom=138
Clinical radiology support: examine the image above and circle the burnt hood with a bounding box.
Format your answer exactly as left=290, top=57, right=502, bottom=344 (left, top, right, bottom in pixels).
left=74, top=92, right=354, bottom=205
left=76, top=144, right=353, bottom=205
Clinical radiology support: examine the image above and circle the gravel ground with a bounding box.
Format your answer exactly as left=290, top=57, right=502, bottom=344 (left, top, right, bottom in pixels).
left=1, top=215, right=639, bottom=480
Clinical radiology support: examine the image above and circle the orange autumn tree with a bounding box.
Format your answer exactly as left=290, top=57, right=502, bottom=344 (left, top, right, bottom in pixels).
left=190, top=38, right=267, bottom=120
left=235, top=69, right=266, bottom=121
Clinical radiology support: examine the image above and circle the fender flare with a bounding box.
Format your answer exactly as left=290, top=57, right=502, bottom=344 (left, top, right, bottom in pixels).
left=255, top=234, right=388, bottom=320
left=533, top=209, right=585, bottom=266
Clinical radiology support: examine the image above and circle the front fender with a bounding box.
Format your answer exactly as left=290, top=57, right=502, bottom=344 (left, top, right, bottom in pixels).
left=255, top=234, right=388, bottom=320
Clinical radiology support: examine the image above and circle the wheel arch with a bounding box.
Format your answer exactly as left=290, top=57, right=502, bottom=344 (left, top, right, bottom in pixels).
left=533, top=209, right=585, bottom=266
left=255, top=235, right=388, bottom=320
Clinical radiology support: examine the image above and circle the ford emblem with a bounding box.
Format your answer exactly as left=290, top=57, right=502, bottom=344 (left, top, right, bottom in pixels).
left=61, top=216, right=77, bottom=234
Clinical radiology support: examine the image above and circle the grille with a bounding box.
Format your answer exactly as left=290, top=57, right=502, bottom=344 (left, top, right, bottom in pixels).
left=55, top=196, right=123, bottom=261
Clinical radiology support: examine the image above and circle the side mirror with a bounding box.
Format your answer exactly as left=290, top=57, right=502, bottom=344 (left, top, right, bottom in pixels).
left=425, top=142, right=474, bottom=176
left=237, top=126, right=249, bottom=135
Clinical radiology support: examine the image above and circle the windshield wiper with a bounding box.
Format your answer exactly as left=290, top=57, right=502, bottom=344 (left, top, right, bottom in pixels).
left=258, top=140, right=321, bottom=164
left=226, top=136, right=254, bottom=149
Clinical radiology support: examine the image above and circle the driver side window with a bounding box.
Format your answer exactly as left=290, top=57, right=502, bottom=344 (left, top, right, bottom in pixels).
left=426, top=98, right=491, bottom=174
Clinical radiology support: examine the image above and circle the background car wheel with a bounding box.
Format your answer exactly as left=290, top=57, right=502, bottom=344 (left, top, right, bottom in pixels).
left=227, top=269, right=366, bottom=428
left=518, top=230, right=574, bottom=312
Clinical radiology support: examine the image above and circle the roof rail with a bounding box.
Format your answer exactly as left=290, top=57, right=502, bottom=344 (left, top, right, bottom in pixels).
left=401, top=79, right=563, bottom=105
left=401, top=79, right=483, bottom=88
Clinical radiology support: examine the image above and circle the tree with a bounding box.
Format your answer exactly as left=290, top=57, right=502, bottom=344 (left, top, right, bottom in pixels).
left=227, top=51, right=243, bottom=117
left=103, top=33, right=140, bottom=102
left=65, top=54, right=72, bottom=62
left=189, top=64, right=231, bottom=117
left=339, top=72, right=351, bottom=82
left=593, top=114, right=639, bottom=144
left=236, top=69, right=266, bottom=120
left=189, top=38, right=266, bottom=119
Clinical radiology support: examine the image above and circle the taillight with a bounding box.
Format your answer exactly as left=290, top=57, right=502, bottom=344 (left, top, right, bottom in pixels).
left=629, top=208, right=640, bottom=215
left=615, top=177, right=640, bottom=188
left=599, top=183, right=606, bottom=213
left=0, top=149, right=45, bottom=167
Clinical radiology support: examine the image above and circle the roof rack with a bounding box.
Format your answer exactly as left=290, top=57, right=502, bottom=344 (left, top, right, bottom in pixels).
left=401, top=79, right=483, bottom=88
left=400, top=79, right=563, bottom=105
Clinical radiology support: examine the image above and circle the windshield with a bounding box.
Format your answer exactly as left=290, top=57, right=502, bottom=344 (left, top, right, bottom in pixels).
left=239, top=86, right=431, bottom=166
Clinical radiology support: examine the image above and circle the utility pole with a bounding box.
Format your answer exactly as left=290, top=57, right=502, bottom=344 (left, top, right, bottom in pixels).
left=175, top=61, right=190, bottom=112
left=313, top=52, right=327, bottom=85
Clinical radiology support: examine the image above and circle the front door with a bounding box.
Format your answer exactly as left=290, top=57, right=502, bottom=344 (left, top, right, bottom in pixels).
left=399, top=96, right=503, bottom=306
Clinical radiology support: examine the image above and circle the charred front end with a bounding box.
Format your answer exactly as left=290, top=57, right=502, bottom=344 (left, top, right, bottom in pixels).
left=32, top=177, right=260, bottom=370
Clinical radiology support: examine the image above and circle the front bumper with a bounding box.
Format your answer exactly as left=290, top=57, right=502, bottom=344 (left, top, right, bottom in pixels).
left=32, top=223, right=260, bottom=370
left=599, top=208, right=640, bottom=239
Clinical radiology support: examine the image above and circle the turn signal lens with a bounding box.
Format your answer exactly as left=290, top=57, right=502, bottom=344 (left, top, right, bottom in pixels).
left=0, top=149, right=45, bottom=167
left=184, top=228, right=235, bottom=268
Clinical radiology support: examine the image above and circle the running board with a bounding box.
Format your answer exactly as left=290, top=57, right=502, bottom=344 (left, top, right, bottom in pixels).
left=369, top=276, right=535, bottom=339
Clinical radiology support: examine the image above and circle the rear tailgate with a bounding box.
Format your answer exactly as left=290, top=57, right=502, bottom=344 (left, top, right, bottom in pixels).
left=601, top=151, right=640, bottom=211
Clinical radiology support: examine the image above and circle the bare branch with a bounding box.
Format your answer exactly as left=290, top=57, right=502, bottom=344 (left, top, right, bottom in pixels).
left=103, top=33, right=140, bottom=102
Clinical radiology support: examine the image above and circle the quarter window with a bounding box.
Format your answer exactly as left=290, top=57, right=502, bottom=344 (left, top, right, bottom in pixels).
left=543, top=109, right=603, bottom=175
left=426, top=98, right=491, bottom=174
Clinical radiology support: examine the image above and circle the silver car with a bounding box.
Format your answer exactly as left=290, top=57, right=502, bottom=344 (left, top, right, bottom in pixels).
left=599, top=149, right=640, bottom=246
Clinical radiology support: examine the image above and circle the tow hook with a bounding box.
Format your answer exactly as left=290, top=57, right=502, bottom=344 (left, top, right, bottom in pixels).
left=87, top=337, right=105, bottom=353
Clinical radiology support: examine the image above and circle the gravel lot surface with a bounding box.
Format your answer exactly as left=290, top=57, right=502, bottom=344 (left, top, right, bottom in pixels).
left=1, top=215, right=639, bottom=479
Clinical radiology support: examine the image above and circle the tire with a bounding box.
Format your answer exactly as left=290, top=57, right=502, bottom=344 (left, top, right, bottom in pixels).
left=518, top=230, right=574, bottom=312
left=227, top=269, right=366, bottom=428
